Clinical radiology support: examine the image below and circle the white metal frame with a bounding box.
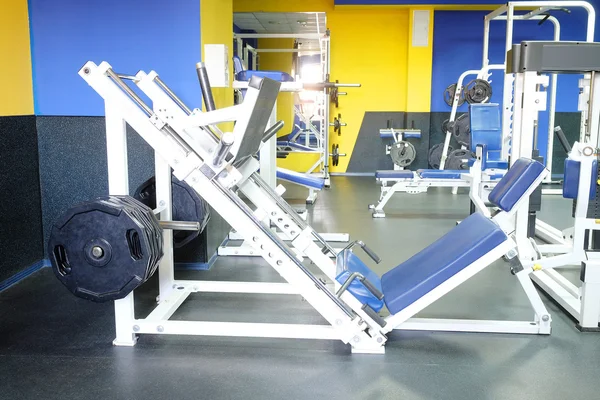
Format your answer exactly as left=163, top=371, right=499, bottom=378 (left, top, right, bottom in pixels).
left=81, top=61, right=551, bottom=355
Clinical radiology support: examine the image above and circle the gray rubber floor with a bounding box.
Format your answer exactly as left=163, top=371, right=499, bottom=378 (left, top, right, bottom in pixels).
left=1, top=176, right=600, bottom=400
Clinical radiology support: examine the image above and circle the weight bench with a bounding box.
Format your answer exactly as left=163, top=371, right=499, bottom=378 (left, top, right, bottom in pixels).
left=370, top=103, right=507, bottom=217
left=276, top=167, right=325, bottom=191
left=341, top=158, right=551, bottom=339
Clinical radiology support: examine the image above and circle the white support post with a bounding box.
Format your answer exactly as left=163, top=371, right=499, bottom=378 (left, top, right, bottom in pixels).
left=105, top=103, right=137, bottom=347
left=579, top=257, right=600, bottom=330
left=260, top=105, right=278, bottom=188
left=155, top=155, right=175, bottom=302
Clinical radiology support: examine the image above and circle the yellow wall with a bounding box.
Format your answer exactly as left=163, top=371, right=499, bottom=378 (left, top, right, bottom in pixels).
left=233, top=0, right=434, bottom=172
left=0, top=0, right=34, bottom=116
left=201, top=0, right=234, bottom=127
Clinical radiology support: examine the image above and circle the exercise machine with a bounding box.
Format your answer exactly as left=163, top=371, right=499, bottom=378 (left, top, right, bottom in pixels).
left=507, top=40, right=600, bottom=329
left=46, top=60, right=555, bottom=354
left=369, top=103, right=507, bottom=218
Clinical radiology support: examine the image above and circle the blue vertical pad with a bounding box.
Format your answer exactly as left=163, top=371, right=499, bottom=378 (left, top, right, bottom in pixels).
left=563, top=159, right=598, bottom=200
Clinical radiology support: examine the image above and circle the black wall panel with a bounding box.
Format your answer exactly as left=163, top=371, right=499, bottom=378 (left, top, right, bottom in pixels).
left=0, top=116, right=44, bottom=281
left=36, top=116, right=228, bottom=266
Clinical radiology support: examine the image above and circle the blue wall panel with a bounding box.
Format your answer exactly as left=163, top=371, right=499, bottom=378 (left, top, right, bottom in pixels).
left=431, top=8, right=597, bottom=161
left=29, top=0, right=201, bottom=116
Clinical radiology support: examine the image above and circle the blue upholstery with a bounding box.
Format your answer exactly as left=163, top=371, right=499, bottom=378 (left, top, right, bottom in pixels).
left=335, top=250, right=384, bottom=312
left=488, top=158, right=546, bottom=212
left=381, top=212, right=507, bottom=315
left=237, top=70, right=294, bottom=82
left=563, top=159, right=598, bottom=200
left=233, top=55, right=294, bottom=83
left=417, top=169, right=464, bottom=179
left=468, top=104, right=507, bottom=170
left=375, top=170, right=414, bottom=179
left=380, top=131, right=421, bottom=139
left=276, top=168, right=324, bottom=190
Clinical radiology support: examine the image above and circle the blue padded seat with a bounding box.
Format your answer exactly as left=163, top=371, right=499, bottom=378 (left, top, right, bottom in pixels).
left=276, top=168, right=324, bottom=190
left=381, top=212, right=507, bottom=314
left=417, top=169, right=464, bottom=179
left=236, top=70, right=294, bottom=82
left=563, top=159, right=598, bottom=200
left=488, top=158, right=546, bottom=212
left=375, top=170, right=414, bottom=179
left=336, top=251, right=385, bottom=312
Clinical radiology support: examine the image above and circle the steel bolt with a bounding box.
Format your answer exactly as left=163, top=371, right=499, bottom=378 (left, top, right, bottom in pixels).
left=133, top=325, right=140, bottom=332
left=542, top=315, right=550, bottom=322
left=353, top=336, right=360, bottom=343
left=377, top=337, right=383, bottom=343
left=284, top=225, right=289, bottom=229
left=157, top=325, right=164, bottom=333
left=253, top=236, right=259, bottom=242
left=159, top=200, right=166, bottom=207
left=276, top=260, right=283, bottom=265
left=91, top=246, right=104, bottom=258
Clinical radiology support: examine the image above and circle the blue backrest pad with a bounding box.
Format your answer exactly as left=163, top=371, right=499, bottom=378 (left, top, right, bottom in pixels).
left=488, top=158, right=546, bottom=212
left=470, top=103, right=502, bottom=158
left=563, top=159, right=598, bottom=200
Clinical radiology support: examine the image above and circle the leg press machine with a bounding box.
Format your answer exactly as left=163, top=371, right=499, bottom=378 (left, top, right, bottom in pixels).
left=78, top=60, right=552, bottom=354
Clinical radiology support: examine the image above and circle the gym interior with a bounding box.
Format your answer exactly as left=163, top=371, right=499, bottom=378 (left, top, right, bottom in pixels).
left=2, top=0, right=600, bottom=398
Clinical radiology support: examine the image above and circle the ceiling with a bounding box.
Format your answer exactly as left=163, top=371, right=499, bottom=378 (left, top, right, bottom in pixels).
left=233, top=12, right=326, bottom=34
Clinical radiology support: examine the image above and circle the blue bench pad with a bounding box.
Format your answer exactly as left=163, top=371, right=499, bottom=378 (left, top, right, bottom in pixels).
left=375, top=170, right=414, bottom=179
left=488, top=158, right=545, bottom=212
left=336, top=251, right=384, bottom=312
left=381, top=213, right=507, bottom=315
left=417, top=169, right=464, bottom=179
left=276, top=168, right=324, bottom=190
left=236, top=70, right=294, bottom=82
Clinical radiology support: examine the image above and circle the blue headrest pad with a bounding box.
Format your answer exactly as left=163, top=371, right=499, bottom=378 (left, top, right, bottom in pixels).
left=563, top=159, right=598, bottom=200
left=488, top=158, right=545, bottom=212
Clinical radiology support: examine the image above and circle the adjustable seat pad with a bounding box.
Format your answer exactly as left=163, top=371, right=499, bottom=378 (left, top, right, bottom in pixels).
left=276, top=168, right=325, bottom=190
left=381, top=212, right=507, bottom=315
left=336, top=251, right=384, bottom=312
left=417, top=169, right=464, bottom=179
left=488, top=158, right=546, bottom=212
left=237, top=70, right=294, bottom=82
left=375, top=170, right=414, bottom=179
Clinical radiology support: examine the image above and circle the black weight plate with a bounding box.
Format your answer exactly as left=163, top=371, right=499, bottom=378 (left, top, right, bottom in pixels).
left=134, top=175, right=210, bottom=249
left=452, top=113, right=471, bottom=147
left=445, top=149, right=472, bottom=170
left=390, top=141, right=416, bottom=167
left=48, top=197, right=160, bottom=302
left=464, top=79, right=492, bottom=104
left=443, top=83, right=465, bottom=107
left=428, top=143, right=453, bottom=170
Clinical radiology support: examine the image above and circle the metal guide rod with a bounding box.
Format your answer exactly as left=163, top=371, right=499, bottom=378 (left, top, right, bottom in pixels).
left=159, top=220, right=200, bottom=231
left=213, top=132, right=235, bottom=167
left=106, top=68, right=194, bottom=155
left=196, top=62, right=216, bottom=112
left=154, top=76, right=192, bottom=115
left=116, top=73, right=139, bottom=81
left=151, top=72, right=221, bottom=141
left=587, top=71, right=596, bottom=141
left=213, top=179, right=353, bottom=317
left=263, top=120, right=285, bottom=143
